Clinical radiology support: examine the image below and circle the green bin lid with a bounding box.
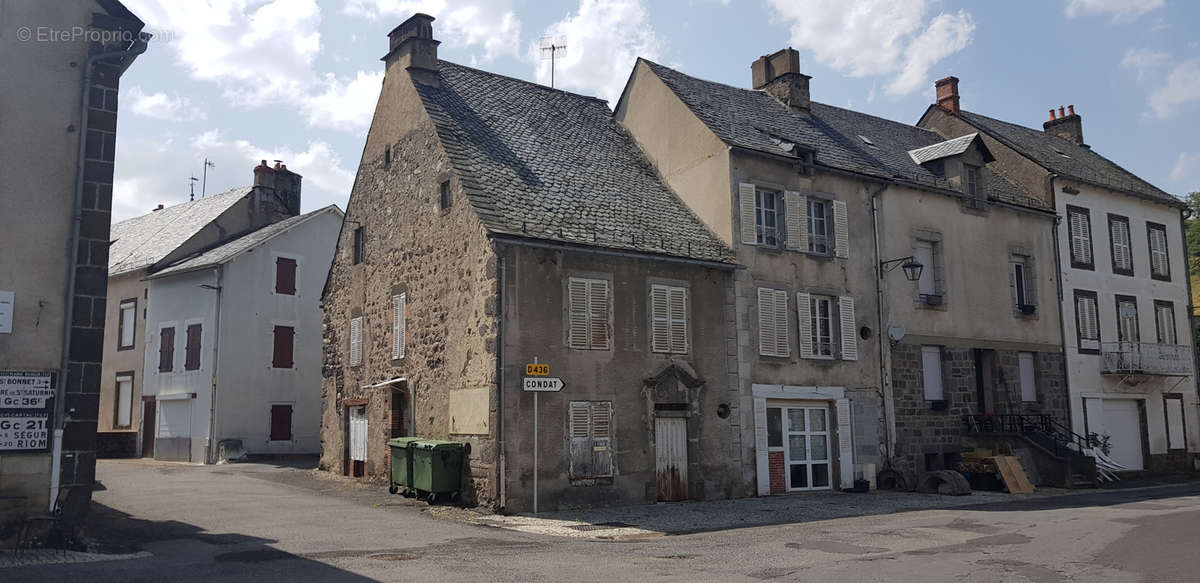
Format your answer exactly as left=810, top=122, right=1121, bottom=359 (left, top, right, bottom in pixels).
left=387, top=437, right=422, bottom=447
left=411, top=439, right=464, bottom=451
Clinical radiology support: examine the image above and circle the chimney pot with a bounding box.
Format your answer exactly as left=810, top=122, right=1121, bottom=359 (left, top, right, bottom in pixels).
left=934, top=76, right=960, bottom=115
left=1044, top=104, right=1084, bottom=145
left=1067, top=104, right=1075, bottom=116
left=751, top=48, right=811, bottom=113
left=1048, top=109, right=1056, bottom=121
left=1058, top=106, right=1066, bottom=118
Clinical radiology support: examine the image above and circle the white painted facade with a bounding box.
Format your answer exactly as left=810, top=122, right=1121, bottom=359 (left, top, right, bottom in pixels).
left=141, top=208, right=341, bottom=463
left=1056, top=178, right=1198, bottom=470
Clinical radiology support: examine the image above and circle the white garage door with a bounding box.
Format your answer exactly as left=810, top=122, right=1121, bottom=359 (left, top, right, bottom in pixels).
left=1102, top=400, right=1144, bottom=471
left=158, top=399, right=191, bottom=438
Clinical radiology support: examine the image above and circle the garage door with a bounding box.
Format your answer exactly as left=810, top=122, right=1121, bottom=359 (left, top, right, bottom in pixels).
left=1102, top=400, right=1144, bottom=471
left=155, top=399, right=192, bottom=462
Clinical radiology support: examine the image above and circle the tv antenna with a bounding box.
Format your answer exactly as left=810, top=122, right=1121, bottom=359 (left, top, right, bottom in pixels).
left=539, top=35, right=568, bottom=88
left=189, top=176, right=198, bottom=201
left=201, top=158, right=215, bottom=197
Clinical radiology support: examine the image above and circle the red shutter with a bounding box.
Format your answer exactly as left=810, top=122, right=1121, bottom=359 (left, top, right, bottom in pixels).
left=275, top=257, right=297, bottom=295
left=272, top=325, right=295, bottom=368
left=158, top=327, right=175, bottom=372
left=270, top=405, right=293, bottom=440
left=185, top=324, right=202, bottom=370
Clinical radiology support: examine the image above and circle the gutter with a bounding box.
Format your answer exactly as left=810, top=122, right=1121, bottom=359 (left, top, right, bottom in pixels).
left=494, top=242, right=507, bottom=511
left=869, top=184, right=897, bottom=464
left=53, top=34, right=148, bottom=513
left=1048, top=175, right=1075, bottom=431
left=488, top=234, right=740, bottom=271
left=205, top=266, right=224, bottom=464
left=1178, top=208, right=1200, bottom=397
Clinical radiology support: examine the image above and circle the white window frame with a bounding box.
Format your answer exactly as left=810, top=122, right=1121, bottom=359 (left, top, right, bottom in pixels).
left=921, top=345, right=945, bottom=401
left=118, top=299, right=136, bottom=349
left=349, top=316, right=363, bottom=366
left=808, top=295, right=834, bottom=359
left=807, top=198, right=828, bottom=255
left=391, top=293, right=406, bottom=360
left=755, top=188, right=780, bottom=247
left=915, top=240, right=938, bottom=298
left=567, top=277, right=611, bottom=351
left=1018, top=352, right=1037, bottom=402
left=649, top=284, right=688, bottom=354
left=115, top=373, right=134, bottom=429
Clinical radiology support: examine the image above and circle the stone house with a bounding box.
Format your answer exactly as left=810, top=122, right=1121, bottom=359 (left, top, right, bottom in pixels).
left=320, top=14, right=740, bottom=511
left=920, top=81, right=1199, bottom=473
left=0, top=0, right=145, bottom=539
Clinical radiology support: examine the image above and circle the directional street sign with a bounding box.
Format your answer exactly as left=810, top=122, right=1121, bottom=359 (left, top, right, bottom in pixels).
left=523, top=377, right=565, bottom=392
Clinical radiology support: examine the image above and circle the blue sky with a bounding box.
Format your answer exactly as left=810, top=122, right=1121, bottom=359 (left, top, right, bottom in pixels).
left=112, top=0, right=1200, bottom=221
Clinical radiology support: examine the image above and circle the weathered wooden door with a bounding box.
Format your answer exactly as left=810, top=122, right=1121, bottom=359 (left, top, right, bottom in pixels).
left=141, top=399, right=155, bottom=458
left=349, top=406, right=368, bottom=462
left=655, top=416, right=688, bottom=501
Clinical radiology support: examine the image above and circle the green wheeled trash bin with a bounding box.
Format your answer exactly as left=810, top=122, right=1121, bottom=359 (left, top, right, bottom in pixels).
left=387, top=437, right=421, bottom=496
left=410, top=439, right=466, bottom=503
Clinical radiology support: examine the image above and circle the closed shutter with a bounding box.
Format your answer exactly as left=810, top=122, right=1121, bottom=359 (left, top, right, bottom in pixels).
left=758, top=288, right=777, bottom=356
left=1069, top=209, right=1092, bottom=265
left=740, top=183, right=757, bottom=245
left=1149, top=226, right=1169, bottom=277
left=650, top=285, right=669, bottom=353
left=833, top=200, right=849, bottom=259
left=1077, top=295, right=1100, bottom=350
left=569, top=401, right=597, bottom=479
left=567, top=278, right=610, bottom=350
left=773, top=290, right=789, bottom=357
left=835, top=399, right=854, bottom=489
left=392, top=293, right=406, bottom=360
left=158, top=327, right=175, bottom=372
left=667, top=286, right=687, bottom=353
left=1157, top=304, right=1176, bottom=344
left=839, top=296, right=858, bottom=361
left=270, top=404, right=293, bottom=441
left=184, top=323, right=202, bottom=371
left=272, top=325, right=295, bottom=368
left=349, top=316, right=363, bottom=366
left=797, top=292, right=813, bottom=358
left=1110, top=219, right=1132, bottom=271
left=784, top=191, right=807, bottom=251
left=588, top=279, right=610, bottom=350
left=275, top=257, right=297, bottom=295
left=592, top=401, right=613, bottom=477
left=567, top=279, right=589, bottom=349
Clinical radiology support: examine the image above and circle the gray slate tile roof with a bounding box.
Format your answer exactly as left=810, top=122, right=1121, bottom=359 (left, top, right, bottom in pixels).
left=109, top=187, right=251, bottom=276
left=640, top=60, right=1045, bottom=210
left=149, top=205, right=342, bottom=278
left=908, top=133, right=979, bottom=165
left=957, top=110, right=1182, bottom=207
left=413, top=60, right=735, bottom=264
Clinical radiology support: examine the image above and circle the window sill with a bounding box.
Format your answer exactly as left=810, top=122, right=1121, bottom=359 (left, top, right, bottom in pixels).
left=1151, top=273, right=1172, bottom=282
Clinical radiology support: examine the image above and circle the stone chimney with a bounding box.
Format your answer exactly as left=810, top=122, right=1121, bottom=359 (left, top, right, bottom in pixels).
left=1044, top=104, right=1084, bottom=145
left=752, top=48, right=810, bottom=113
left=383, top=13, right=440, bottom=85
left=935, top=76, right=960, bottom=115
left=252, top=159, right=302, bottom=218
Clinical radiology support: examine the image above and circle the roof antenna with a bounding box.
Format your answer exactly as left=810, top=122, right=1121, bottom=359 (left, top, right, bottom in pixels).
left=189, top=176, right=198, bottom=201
left=201, top=158, right=215, bottom=198
left=539, top=35, right=568, bottom=88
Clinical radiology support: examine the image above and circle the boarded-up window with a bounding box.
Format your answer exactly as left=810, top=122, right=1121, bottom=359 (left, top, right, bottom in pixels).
left=275, top=257, right=297, bottom=295
left=921, top=346, right=944, bottom=401
left=391, top=293, right=406, bottom=360
left=158, top=327, right=175, bottom=372
left=568, top=401, right=613, bottom=479
left=349, top=316, right=363, bottom=366
left=118, top=299, right=136, bottom=349
left=1019, top=352, right=1037, bottom=402
left=272, top=325, right=295, bottom=368
left=649, top=284, right=687, bottom=354
left=757, top=288, right=789, bottom=357
left=184, top=323, right=202, bottom=371
left=567, top=277, right=610, bottom=350
left=270, top=404, right=293, bottom=441
left=114, top=374, right=133, bottom=428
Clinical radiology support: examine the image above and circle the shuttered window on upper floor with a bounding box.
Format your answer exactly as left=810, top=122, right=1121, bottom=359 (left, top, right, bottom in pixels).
left=392, top=293, right=406, bottom=361
left=272, top=325, right=295, bottom=369
left=275, top=257, right=297, bottom=295
left=349, top=316, right=363, bottom=366
left=1067, top=206, right=1093, bottom=269
left=757, top=288, right=790, bottom=358
left=185, top=323, right=202, bottom=371
left=1148, top=222, right=1170, bottom=280
left=650, top=284, right=687, bottom=354
left=567, top=277, right=610, bottom=350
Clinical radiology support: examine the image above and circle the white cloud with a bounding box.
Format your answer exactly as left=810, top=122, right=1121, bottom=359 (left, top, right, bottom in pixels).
left=1120, top=48, right=1170, bottom=82
left=124, top=86, right=207, bottom=121
left=1148, top=58, right=1200, bottom=119
left=1064, top=0, right=1164, bottom=20
left=302, top=71, right=384, bottom=131
left=342, top=0, right=522, bottom=62
left=1168, top=152, right=1199, bottom=185
left=766, top=0, right=975, bottom=97
left=529, top=0, right=662, bottom=104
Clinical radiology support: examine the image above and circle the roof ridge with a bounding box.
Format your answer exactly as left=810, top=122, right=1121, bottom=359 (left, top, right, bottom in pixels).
left=438, top=60, right=611, bottom=105
left=112, top=185, right=249, bottom=228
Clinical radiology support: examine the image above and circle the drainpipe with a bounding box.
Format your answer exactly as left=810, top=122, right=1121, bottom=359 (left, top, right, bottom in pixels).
left=53, top=35, right=149, bottom=513
left=869, top=184, right=896, bottom=465
left=1048, top=175, right=1075, bottom=430
left=1177, top=207, right=1200, bottom=401
left=494, top=243, right=507, bottom=511
left=205, top=266, right=224, bottom=463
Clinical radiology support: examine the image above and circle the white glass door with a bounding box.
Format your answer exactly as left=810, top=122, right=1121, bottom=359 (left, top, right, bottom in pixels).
left=785, top=406, right=831, bottom=490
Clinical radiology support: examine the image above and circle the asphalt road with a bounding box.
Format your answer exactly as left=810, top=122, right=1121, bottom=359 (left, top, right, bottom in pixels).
left=7, top=459, right=1200, bottom=582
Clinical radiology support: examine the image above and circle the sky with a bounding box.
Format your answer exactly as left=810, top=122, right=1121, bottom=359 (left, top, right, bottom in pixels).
left=111, top=0, right=1200, bottom=222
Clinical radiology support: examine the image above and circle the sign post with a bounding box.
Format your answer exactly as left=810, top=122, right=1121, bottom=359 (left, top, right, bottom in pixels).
left=523, top=359, right=564, bottom=514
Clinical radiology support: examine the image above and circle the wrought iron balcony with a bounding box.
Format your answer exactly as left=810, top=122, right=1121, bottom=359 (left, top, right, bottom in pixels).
left=1100, top=342, right=1193, bottom=376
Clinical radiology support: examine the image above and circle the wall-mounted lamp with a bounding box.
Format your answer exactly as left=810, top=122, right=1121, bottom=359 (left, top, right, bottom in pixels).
left=880, top=256, right=924, bottom=282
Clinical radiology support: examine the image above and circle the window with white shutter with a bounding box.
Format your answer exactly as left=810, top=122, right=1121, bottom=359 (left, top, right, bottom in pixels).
left=921, top=346, right=944, bottom=401
left=838, top=295, right=857, bottom=361
left=1148, top=222, right=1170, bottom=280
left=802, top=294, right=835, bottom=359
left=832, top=200, right=849, bottom=259
left=758, top=288, right=789, bottom=357
left=568, top=401, right=613, bottom=479
left=1116, top=296, right=1139, bottom=343
left=1155, top=301, right=1177, bottom=345
left=1018, top=352, right=1037, bottom=402
left=755, top=188, right=780, bottom=246
left=391, top=293, right=406, bottom=360
left=784, top=191, right=807, bottom=251
left=739, top=183, right=757, bottom=245
left=567, top=277, right=610, bottom=350
left=1108, top=214, right=1133, bottom=275
left=349, top=316, right=363, bottom=366
left=650, top=284, right=688, bottom=354
left=1067, top=206, right=1093, bottom=269
left=1074, top=290, right=1100, bottom=352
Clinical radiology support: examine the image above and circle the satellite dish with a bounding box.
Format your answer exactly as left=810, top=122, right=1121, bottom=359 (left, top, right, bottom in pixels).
left=887, top=324, right=906, bottom=342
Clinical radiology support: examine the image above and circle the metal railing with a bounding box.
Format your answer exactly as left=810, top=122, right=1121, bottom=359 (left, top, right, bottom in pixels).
left=1100, top=342, right=1192, bottom=376
left=963, top=414, right=1091, bottom=461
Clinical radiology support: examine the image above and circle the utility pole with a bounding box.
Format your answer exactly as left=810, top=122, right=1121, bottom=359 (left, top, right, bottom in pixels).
left=201, top=158, right=215, bottom=197
left=539, top=36, right=568, bottom=89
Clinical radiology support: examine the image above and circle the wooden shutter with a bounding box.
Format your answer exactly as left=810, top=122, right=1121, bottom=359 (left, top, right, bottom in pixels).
left=1069, top=209, right=1092, bottom=265
left=758, top=288, right=777, bottom=356
left=833, top=200, right=849, bottom=259
left=784, top=191, right=807, bottom=251
left=1149, top=226, right=1169, bottom=277
left=275, top=257, right=297, bottom=295
left=797, top=292, right=813, bottom=358
left=567, top=278, right=589, bottom=349
left=184, top=323, right=202, bottom=370
left=1157, top=304, right=1176, bottom=344
left=568, top=401, right=593, bottom=478
left=592, top=401, right=613, bottom=477
left=349, top=316, right=363, bottom=366
left=391, top=293, right=406, bottom=360
left=773, top=290, right=789, bottom=357
left=836, top=399, right=854, bottom=489
left=1110, top=219, right=1131, bottom=271
left=650, top=285, right=669, bottom=353
left=667, top=286, right=687, bottom=353
left=1077, top=294, right=1100, bottom=350
left=273, top=325, right=294, bottom=368
left=588, top=279, right=610, bottom=350
left=739, top=183, right=757, bottom=245
left=158, top=327, right=174, bottom=372
left=270, top=405, right=293, bottom=441
left=839, top=295, right=858, bottom=361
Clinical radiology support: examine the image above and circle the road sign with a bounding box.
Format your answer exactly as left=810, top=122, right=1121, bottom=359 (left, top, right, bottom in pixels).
left=523, top=377, right=564, bottom=392
left=525, top=363, right=550, bottom=376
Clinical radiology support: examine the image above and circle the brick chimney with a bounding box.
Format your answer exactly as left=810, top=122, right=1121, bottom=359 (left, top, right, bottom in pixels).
left=252, top=159, right=302, bottom=219
left=1044, top=104, right=1084, bottom=145
left=752, top=48, right=810, bottom=113
left=383, top=13, right=439, bottom=85
left=935, top=76, right=960, bottom=115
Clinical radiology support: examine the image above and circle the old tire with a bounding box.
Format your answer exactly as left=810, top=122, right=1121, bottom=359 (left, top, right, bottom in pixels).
left=876, top=468, right=915, bottom=491
left=916, top=470, right=972, bottom=495
left=388, top=485, right=399, bottom=495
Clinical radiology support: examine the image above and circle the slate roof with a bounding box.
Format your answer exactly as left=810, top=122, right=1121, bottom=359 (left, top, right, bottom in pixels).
left=109, top=187, right=251, bottom=276
left=413, top=60, right=735, bottom=264
left=640, top=60, right=1044, bottom=210
left=149, top=205, right=342, bottom=278
left=908, top=133, right=979, bottom=165
left=956, top=110, right=1182, bottom=208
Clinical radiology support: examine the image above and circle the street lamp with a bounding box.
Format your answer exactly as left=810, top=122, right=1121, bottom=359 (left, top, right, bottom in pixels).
left=880, top=256, right=924, bottom=282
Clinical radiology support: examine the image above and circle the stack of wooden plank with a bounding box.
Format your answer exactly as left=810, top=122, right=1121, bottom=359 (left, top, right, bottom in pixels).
left=956, top=449, right=1035, bottom=494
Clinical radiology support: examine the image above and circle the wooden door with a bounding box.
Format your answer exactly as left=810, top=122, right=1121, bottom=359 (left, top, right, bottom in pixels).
left=655, top=416, right=688, bottom=501
left=141, top=399, right=156, bottom=458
